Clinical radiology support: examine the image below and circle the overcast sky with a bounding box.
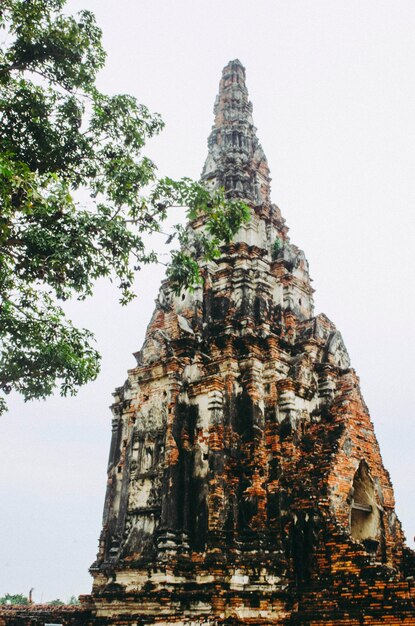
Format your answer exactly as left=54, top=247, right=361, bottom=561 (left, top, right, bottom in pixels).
left=1, top=0, right=414, bottom=602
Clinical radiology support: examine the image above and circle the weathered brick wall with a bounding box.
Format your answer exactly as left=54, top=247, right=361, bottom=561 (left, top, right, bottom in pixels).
left=0, top=605, right=92, bottom=626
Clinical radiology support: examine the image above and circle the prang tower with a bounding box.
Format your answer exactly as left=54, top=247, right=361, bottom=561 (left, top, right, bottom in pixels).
left=88, top=60, right=415, bottom=625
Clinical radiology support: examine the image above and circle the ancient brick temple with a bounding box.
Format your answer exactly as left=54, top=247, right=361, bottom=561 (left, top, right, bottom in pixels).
left=2, top=60, right=414, bottom=626
left=82, top=59, right=415, bottom=625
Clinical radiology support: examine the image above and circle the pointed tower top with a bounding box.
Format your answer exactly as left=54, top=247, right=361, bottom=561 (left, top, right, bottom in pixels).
left=201, top=60, right=271, bottom=206
left=221, top=58, right=246, bottom=82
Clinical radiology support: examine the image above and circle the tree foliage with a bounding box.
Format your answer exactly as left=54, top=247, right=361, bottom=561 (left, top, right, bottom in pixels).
left=0, top=593, right=29, bottom=605
left=47, top=598, right=65, bottom=606
left=0, top=0, right=250, bottom=413
left=67, top=595, right=80, bottom=605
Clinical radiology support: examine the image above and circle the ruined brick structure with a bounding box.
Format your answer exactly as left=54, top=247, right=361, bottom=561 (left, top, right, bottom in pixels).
left=2, top=59, right=414, bottom=626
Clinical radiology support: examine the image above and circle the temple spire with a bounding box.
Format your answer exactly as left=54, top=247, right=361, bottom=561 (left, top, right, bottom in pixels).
left=201, top=59, right=271, bottom=206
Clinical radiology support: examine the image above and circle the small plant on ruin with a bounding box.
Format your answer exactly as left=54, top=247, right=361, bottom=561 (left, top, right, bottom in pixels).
left=272, top=237, right=282, bottom=260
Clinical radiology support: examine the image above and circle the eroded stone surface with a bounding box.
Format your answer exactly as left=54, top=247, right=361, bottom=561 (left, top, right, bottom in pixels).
left=3, top=59, right=415, bottom=626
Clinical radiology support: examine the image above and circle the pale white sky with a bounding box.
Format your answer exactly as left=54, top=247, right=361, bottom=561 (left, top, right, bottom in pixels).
left=1, top=0, right=414, bottom=602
